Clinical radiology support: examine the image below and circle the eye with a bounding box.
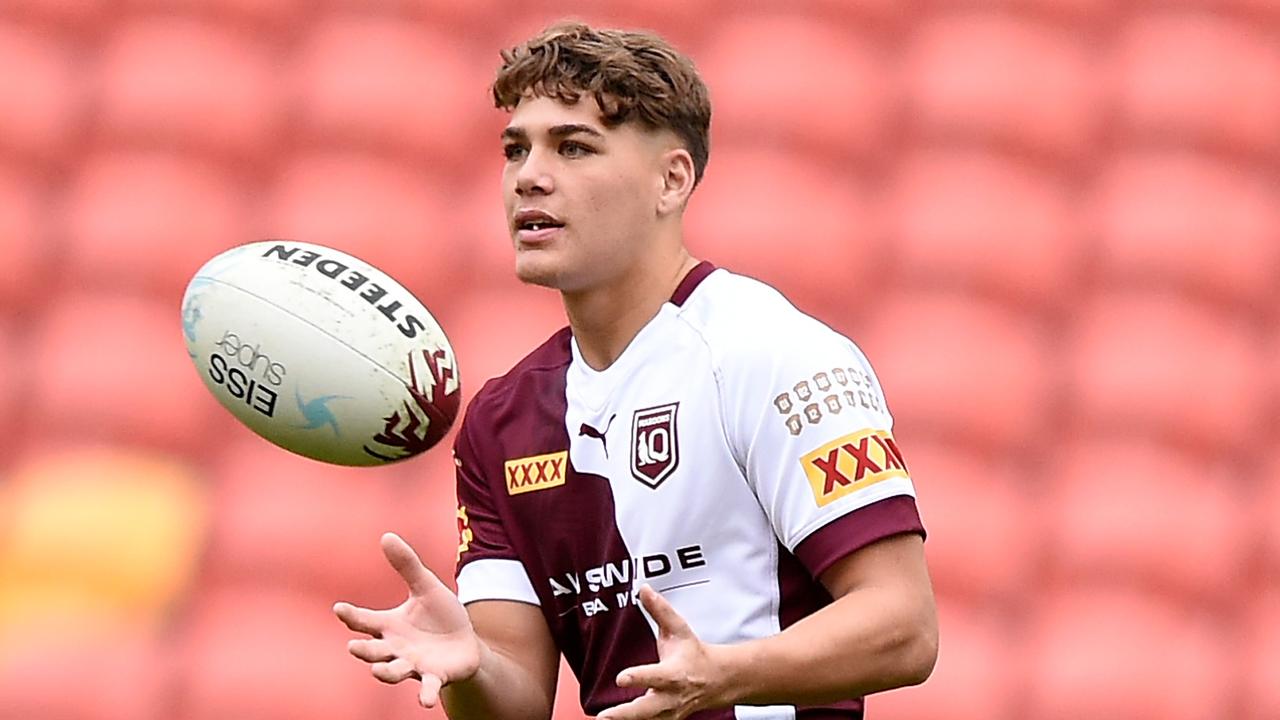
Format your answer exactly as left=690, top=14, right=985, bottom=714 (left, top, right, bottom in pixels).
left=503, top=143, right=527, bottom=161
left=560, top=141, right=594, bottom=158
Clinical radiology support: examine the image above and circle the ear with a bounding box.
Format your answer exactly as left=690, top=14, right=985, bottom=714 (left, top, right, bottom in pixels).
left=656, top=147, right=696, bottom=217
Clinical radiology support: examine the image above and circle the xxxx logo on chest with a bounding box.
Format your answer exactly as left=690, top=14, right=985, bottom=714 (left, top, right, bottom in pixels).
left=631, top=402, right=680, bottom=489
left=505, top=451, right=568, bottom=495
left=800, top=428, right=909, bottom=507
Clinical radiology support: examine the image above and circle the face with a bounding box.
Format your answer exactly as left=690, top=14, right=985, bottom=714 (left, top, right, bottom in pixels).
left=501, top=94, right=681, bottom=292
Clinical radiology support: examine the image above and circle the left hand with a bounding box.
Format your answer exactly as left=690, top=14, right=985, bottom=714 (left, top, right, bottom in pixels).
left=597, top=585, right=731, bottom=720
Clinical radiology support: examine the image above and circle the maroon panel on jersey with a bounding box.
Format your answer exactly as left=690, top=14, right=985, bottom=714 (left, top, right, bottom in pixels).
left=455, top=421, right=519, bottom=564
left=453, top=328, right=661, bottom=715
left=792, top=495, right=926, bottom=580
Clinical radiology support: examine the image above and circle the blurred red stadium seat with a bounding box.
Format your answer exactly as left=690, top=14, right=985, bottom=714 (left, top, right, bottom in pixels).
left=315, top=0, right=506, bottom=37
left=0, top=163, right=52, bottom=317
left=27, top=293, right=224, bottom=455
left=393, top=438, right=467, bottom=583
left=1244, top=591, right=1280, bottom=720
left=0, top=21, right=81, bottom=163
left=455, top=171, right=519, bottom=288
left=176, top=587, right=385, bottom=720
left=1115, top=11, right=1280, bottom=155
left=1091, top=151, right=1280, bottom=306
left=552, top=657, right=590, bottom=720
left=1045, top=437, right=1248, bottom=602
left=889, top=149, right=1080, bottom=307
left=907, top=440, right=1037, bottom=602
left=698, top=14, right=891, bottom=160
left=205, top=435, right=411, bottom=606
left=0, top=627, right=169, bottom=720
left=1025, top=589, right=1232, bottom=720
left=683, top=148, right=880, bottom=319
left=446, top=283, right=567, bottom=392
left=97, top=17, right=280, bottom=157
left=1066, top=291, right=1267, bottom=452
left=715, top=0, right=907, bottom=26
left=922, top=0, right=1109, bottom=20
left=265, top=152, right=466, bottom=309
left=293, top=15, right=493, bottom=165
left=1, top=0, right=107, bottom=28
left=64, top=150, right=250, bottom=297
left=1261, top=453, right=1280, bottom=584
left=494, top=3, right=712, bottom=51
left=118, top=0, right=304, bottom=28
left=0, top=322, right=16, bottom=459
left=872, top=598, right=1023, bottom=720
left=904, top=11, right=1099, bottom=159
left=858, top=291, right=1054, bottom=449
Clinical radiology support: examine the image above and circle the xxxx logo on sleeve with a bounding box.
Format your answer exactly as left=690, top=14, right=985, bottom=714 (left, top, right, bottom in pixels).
left=800, top=429, right=909, bottom=507
left=505, top=451, right=568, bottom=495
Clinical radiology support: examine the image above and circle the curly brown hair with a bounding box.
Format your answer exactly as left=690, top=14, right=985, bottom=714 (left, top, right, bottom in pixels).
left=493, top=21, right=711, bottom=187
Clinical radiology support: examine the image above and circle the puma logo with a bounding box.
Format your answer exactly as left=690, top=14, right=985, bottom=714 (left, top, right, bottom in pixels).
left=578, top=413, right=617, bottom=458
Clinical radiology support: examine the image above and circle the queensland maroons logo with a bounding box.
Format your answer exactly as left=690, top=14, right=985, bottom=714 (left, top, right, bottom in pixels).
left=631, top=402, right=679, bottom=489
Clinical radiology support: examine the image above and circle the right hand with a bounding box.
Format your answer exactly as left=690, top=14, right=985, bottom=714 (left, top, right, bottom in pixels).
left=334, top=532, right=482, bottom=708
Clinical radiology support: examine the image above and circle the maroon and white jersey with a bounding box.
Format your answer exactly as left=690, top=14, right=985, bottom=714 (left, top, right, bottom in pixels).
left=453, top=263, right=924, bottom=719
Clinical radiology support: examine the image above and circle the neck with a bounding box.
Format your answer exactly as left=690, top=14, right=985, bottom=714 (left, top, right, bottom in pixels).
left=563, top=249, right=700, bottom=371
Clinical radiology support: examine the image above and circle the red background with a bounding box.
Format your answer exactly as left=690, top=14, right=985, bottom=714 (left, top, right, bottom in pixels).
left=0, top=1, right=1277, bottom=719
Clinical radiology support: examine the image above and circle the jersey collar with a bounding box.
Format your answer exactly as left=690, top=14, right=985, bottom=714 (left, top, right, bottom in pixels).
left=669, top=261, right=717, bottom=307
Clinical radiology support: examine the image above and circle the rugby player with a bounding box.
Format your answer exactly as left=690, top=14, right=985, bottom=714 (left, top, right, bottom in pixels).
left=335, top=21, right=938, bottom=720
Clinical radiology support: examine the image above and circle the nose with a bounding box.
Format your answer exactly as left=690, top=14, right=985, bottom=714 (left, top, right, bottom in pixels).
left=515, top=148, right=554, bottom=197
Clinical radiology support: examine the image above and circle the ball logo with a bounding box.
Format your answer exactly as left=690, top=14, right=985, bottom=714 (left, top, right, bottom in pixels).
left=206, top=330, right=286, bottom=418
left=631, top=402, right=680, bottom=489
left=261, top=243, right=431, bottom=339
left=214, top=330, right=286, bottom=385
left=362, top=348, right=460, bottom=462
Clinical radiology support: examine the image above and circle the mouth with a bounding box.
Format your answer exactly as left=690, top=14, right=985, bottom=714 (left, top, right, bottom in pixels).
left=512, top=209, right=566, bottom=245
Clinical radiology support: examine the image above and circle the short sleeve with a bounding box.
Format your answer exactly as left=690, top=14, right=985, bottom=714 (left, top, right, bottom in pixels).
left=724, top=324, right=925, bottom=580
left=453, top=414, right=540, bottom=606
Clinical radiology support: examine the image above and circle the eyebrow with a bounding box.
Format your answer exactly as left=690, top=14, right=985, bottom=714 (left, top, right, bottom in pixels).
left=501, top=123, right=606, bottom=142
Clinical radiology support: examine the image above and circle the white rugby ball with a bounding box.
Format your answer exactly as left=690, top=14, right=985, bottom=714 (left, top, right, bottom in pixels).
left=181, top=240, right=461, bottom=466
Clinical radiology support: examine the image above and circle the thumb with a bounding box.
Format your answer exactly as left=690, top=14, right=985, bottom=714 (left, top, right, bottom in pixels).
left=638, top=585, right=693, bottom=641
left=418, top=673, right=444, bottom=708
left=381, top=532, right=441, bottom=597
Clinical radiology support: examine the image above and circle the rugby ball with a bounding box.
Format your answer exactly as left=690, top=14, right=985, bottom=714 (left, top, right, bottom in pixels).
left=180, top=240, right=461, bottom=466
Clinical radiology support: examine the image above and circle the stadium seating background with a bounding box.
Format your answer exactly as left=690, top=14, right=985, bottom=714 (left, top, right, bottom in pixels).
left=1, top=1, right=1277, bottom=718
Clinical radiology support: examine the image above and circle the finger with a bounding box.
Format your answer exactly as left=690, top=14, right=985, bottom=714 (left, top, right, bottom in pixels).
left=333, top=602, right=385, bottom=637
left=382, top=532, right=442, bottom=598
left=597, top=689, right=674, bottom=720
left=371, top=657, right=417, bottom=685
left=347, top=638, right=395, bottom=663
left=418, top=673, right=444, bottom=708
left=616, top=662, right=674, bottom=691
left=638, top=585, right=693, bottom=640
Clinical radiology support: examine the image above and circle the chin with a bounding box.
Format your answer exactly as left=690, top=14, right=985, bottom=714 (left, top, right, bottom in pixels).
left=514, top=253, right=569, bottom=290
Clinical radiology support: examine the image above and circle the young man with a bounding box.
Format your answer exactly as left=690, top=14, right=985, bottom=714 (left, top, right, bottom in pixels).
left=334, top=22, right=937, bottom=720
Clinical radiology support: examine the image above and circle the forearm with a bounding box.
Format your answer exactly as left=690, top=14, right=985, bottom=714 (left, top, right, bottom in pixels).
left=441, top=641, right=555, bottom=720
left=713, top=584, right=937, bottom=707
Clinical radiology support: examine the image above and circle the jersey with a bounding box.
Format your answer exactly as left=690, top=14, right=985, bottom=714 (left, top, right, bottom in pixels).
left=453, top=262, right=925, bottom=719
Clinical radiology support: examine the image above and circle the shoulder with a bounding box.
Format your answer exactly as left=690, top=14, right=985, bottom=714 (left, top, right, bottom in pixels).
left=675, top=268, right=860, bottom=371
left=457, top=326, right=573, bottom=442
